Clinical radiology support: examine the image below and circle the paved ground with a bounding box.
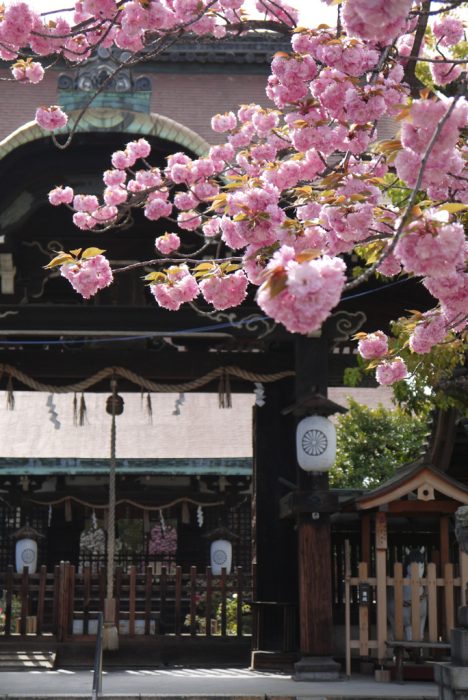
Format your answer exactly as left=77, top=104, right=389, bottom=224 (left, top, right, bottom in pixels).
left=0, top=667, right=439, bottom=699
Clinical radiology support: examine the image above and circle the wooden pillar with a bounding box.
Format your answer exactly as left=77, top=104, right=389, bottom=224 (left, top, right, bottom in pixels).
left=293, top=336, right=340, bottom=680
left=440, top=516, right=450, bottom=570
left=251, top=378, right=298, bottom=665
left=298, top=503, right=333, bottom=655
left=459, top=548, right=468, bottom=607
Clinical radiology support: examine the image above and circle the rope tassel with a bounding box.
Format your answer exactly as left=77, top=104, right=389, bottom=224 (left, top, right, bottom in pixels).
left=6, top=375, right=14, bottom=410
left=73, top=393, right=78, bottom=426
left=79, top=393, right=87, bottom=426
left=146, top=393, right=153, bottom=424
left=218, top=370, right=232, bottom=409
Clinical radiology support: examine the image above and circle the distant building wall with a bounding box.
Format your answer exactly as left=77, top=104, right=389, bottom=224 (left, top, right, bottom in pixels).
left=0, top=69, right=269, bottom=145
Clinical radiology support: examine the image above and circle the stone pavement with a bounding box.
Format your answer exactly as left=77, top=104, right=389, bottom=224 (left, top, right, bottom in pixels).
left=0, top=667, right=439, bottom=699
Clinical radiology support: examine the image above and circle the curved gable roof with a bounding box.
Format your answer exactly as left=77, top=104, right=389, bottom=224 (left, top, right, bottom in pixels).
left=356, top=461, right=468, bottom=510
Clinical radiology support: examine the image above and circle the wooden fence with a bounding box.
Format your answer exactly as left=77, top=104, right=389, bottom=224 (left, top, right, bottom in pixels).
left=0, top=563, right=253, bottom=641
left=344, top=552, right=468, bottom=675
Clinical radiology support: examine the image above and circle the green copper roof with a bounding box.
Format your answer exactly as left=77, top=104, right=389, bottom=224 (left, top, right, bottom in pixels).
left=0, top=457, right=252, bottom=476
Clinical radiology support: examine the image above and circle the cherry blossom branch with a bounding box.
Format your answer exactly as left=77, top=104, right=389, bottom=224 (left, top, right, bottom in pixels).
left=112, top=257, right=242, bottom=275
left=400, top=55, right=468, bottom=64
left=344, top=93, right=462, bottom=292
left=50, top=1, right=287, bottom=148
left=411, top=0, right=466, bottom=16
left=404, top=0, right=430, bottom=96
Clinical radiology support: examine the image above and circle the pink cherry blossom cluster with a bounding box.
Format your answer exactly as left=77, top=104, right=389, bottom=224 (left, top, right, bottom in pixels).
left=155, top=233, right=181, bottom=255
left=149, top=265, right=199, bottom=311
left=11, top=58, right=44, bottom=84
left=395, top=98, right=468, bottom=199
left=395, top=213, right=465, bottom=279
left=36, top=106, right=68, bottom=132
left=148, top=524, right=177, bottom=557
left=292, top=28, right=379, bottom=77
left=18, top=0, right=464, bottom=383
left=60, top=255, right=113, bottom=299
left=375, top=358, right=408, bottom=386
left=409, top=313, right=447, bottom=354
left=357, top=332, right=389, bottom=360
left=342, top=0, right=413, bottom=45
left=433, top=16, right=464, bottom=47
left=424, top=273, right=468, bottom=332
left=199, top=270, right=249, bottom=310
left=257, top=247, right=346, bottom=334
left=2, top=0, right=241, bottom=77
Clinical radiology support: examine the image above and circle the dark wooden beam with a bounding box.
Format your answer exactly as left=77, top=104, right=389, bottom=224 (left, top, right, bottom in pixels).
left=0, top=303, right=280, bottom=337
left=387, top=500, right=460, bottom=514
left=0, top=349, right=294, bottom=387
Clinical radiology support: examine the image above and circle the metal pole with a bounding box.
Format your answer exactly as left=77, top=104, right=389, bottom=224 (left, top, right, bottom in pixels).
left=103, top=379, right=119, bottom=650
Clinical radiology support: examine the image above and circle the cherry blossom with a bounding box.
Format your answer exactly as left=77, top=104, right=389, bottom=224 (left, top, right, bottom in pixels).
left=395, top=215, right=464, bottom=279
left=35, top=106, right=68, bottom=131
left=155, top=233, right=181, bottom=255
left=375, top=358, right=408, bottom=386
left=199, top=270, right=249, bottom=310
left=257, top=247, right=346, bottom=334
left=48, top=186, right=74, bottom=206
left=11, top=59, right=44, bottom=83
left=342, top=0, right=412, bottom=45
left=409, top=314, right=447, bottom=354
left=149, top=265, right=199, bottom=311
left=60, top=255, right=113, bottom=299
left=433, top=16, right=464, bottom=47
left=3, top=0, right=462, bottom=389
left=357, top=332, right=389, bottom=360
left=211, top=112, right=237, bottom=133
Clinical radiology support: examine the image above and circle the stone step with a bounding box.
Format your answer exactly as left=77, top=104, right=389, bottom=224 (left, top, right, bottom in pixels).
left=0, top=649, right=55, bottom=670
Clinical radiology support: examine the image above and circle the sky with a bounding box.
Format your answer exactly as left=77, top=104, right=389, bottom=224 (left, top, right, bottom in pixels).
left=16, top=0, right=339, bottom=28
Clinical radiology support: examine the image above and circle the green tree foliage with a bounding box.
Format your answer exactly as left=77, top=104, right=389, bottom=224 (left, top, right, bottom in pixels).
left=345, top=317, right=467, bottom=416
left=330, top=398, right=428, bottom=490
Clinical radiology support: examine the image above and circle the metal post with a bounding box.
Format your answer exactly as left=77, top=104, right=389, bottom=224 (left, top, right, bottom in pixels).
left=103, top=379, right=121, bottom=650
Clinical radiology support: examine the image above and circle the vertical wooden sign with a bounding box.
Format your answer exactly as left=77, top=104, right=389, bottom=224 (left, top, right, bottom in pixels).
left=375, top=511, right=387, bottom=662
left=375, top=512, right=387, bottom=549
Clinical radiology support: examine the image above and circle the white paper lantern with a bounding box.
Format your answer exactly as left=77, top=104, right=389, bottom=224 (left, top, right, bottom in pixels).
left=296, top=415, right=336, bottom=472
left=210, top=539, right=232, bottom=575
left=15, top=538, right=38, bottom=574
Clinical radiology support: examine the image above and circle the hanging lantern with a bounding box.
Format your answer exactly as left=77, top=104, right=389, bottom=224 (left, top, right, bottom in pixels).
left=210, top=539, right=232, bottom=575
left=106, top=392, right=124, bottom=416
left=13, top=525, right=43, bottom=574
left=204, top=525, right=238, bottom=576
left=296, top=415, right=336, bottom=472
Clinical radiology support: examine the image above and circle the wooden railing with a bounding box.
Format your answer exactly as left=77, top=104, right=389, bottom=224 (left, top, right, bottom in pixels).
left=344, top=558, right=468, bottom=674
left=0, top=563, right=253, bottom=641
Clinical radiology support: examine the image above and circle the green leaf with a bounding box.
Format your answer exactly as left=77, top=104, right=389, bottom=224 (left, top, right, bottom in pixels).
left=343, top=367, right=362, bottom=388
left=43, top=253, right=74, bottom=269
left=143, top=271, right=166, bottom=283
left=193, top=262, right=215, bottom=272
left=224, top=263, right=241, bottom=273
left=437, top=203, right=468, bottom=214
left=193, top=270, right=214, bottom=279
left=82, top=247, right=106, bottom=260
